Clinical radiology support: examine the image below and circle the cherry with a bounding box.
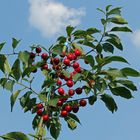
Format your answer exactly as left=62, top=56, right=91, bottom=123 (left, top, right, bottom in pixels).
left=74, top=49, right=81, bottom=56
left=73, top=62, right=79, bottom=69
left=64, top=76, right=72, bottom=81
left=58, top=88, right=65, bottom=95
left=64, top=105, right=72, bottom=112
left=79, top=99, right=87, bottom=107
left=68, top=89, right=75, bottom=96
left=72, top=105, right=79, bottom=113
left=41, top=53, right=48, bottom=60
left=36, top=103, right=43, bottom=109
left=57, top=99, right=63, bottom=106
left=30, top=52, right=36, bottom=59
left=57, top=80, right=62, bottom=86
left=61, top=110, right=68, bottom=117
left=84, top=60, right=89, bottom=64
left=71, top=71, right=77, bottom=76
left=36, top=47, right=42, bottom=53
left=67, top=53, right=74, bottom=61
left=43, top=114, right=49, bottom=121
left=76, top=87, right=82, bottom=94
left=37, top=109, right=43, bottom=116
left=63, top=58, right=70, bottom=66
left=42, top=64, right=48, bottom=70
left=59, top=74, right=65, bottom=79
left=66, top=80, right=74, bottom=87
left=54, top=58, right=60, bottom=65
left=75, top=66, right=81, bottom=73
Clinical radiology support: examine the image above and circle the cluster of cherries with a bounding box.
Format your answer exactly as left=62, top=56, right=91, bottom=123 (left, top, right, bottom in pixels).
left=30, top=45, right=90, bottom=122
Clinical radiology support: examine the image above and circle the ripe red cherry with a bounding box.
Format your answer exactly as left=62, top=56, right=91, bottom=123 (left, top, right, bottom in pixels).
left=71, top=71, right=77, bottom=76
left=74, top=49, right=81, bottom=56
left=57, top=80, right=62, bottom=86
left=66, top=80, right=74, bottom=87
left=36, top=103, right=43, bottom=109
left=68, top=89, right=75, bottom=96
left=41, top=53, right=48, bottom=60
left=58, top=88, right=65, bottom=95
left=43, top=114, right=49, bottom=121
left=57, top=99, right=63, bottom=106
left=37, top=109, right=43, bottom=116
left=64, top=105, right=72, bottom=112
left=42, top=64, right=48, bottom=70
left=75, top=66, right=81, bottom=73
left=30, top=52, right=36, bottom=59
left=61, top=110, right=68, bottom=117
left=59, top=74, right=65, bottom=79
left=63, top=58, right=70, bottom=66
left=76, top=87, right=82, bottom=94
left=72, top=105, right=79, bottom=113
left=54, top=58, right=60, bottom=65
left=36, top=47, right=42, bottom=53
left=79, top=99, right=87, bottom=107
left=73, top=62, right=79, bottom=69
left=67, top=53, right=74, bottom=61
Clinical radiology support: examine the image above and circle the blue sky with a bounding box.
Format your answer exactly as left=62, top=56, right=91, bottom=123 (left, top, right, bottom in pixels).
left=0, top=0, right=140, bottom=140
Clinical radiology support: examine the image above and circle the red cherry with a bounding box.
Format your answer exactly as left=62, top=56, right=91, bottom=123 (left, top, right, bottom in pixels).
left=71, top=71, right=77, bottom=76
left=64, top=105, right=72, bottom=112
left=63, top=58, right=70, bottom=66
left=73, top=62, right=79, bottom=69
left=43, top=114, right=49, bottom=121
left=36, top=47, right=42, bottom=53
left=61, top=110, right=68, bottom=117
left=58, top=88, right=65, bottom=95
left=76, top=87, right=82, bottom=94
left=74, top=49, right=81, bottom=56
left=73, top=54, right=77, bottom=60
left=72, top=105, right=79, bottom=113
left=54, top=58, right=60, bottom=65
left=68, top=89, right=75, bottom=96
left=30, top=52, right=36, bottom=59
left=42, top=64, right=48, bottom=70
left=75, top=66, right=82, bottom=73
left=36, top=103, right=43, bottom=109
left=57, top=99, right=63, bottom=106
left=59, top=74, right=65, bottom=79
left=41, top=53, right=48, bottom=60
left=79, top=99, right=87, bottom=107
left=37, top=109, right=43, bottom=116
left=67, top=53, right=74, bottom=61
left=64, top=76, right=72, bottom=81
left=57, top=80, right=62, bottom=86
left=66, top=80, right=74, bottom=87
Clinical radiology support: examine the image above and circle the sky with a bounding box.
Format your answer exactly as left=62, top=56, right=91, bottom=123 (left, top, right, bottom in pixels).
left=0, top=0, right=140, bottom=140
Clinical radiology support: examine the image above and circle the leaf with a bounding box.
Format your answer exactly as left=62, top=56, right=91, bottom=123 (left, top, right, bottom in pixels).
left=10, top=90, right=21, bottom=112
left=103, top=43, right=114, bottom=53
left=62, top=70, right=70, bottom=78
left=88, top=95, right=97, bottom=105
left=101, top=94, right=118, bottom=113
left=0, top=132, right=29, bottom=140
left=52, top=44, right=65, bottom=55
left=32, top=115, right=39, bottom=130
left=110, top=86, right=133, bottom=99
left=0, top=42, right=6, bottom=51
left=121, top=67, right=140, bottom=77
left=77, top=40, right=95, bottom=49
left=84, top=55, right=95, bottom=67
left=38, top=92, right=47, bottom=102
left=97, top=8, right=105, bottom=14
left=22, top=66, right=35, bottom=78
left=72, top=73, right=81, bottom=81
left=48, top=98, right=59, bottom=107
left=107, top=7, right=122, bottom=16
left=86, top=28, right=100, bottom=34
left=72, top=30, right=86, bottom=37
left=109, top=16, right=128, bottom=24
left=4, top=80, right=15, bottom=92
left=110, top=26, right=132, bottom=32
left=12, top=38, right=21, bottom=49
left=68, top=113, right=81, bottom=124
left=106, top=5, right=112, bottom=11
left=66, top=25, right=75, bottom=36
left=65, top=118, right=77, bottom=130
left=50, top=124, right=60, bottom=140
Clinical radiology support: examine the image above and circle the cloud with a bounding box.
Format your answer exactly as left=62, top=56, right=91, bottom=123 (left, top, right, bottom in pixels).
left=28, top=0, right=86, bottom=38
left=131, top=29, right=140, bottom=47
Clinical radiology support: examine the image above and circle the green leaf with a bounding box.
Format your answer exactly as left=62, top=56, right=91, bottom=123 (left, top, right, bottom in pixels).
left=62, top=70, right=70, bottom=78
left=50, top=124, right=60, bottom=140
left=86, top=28, right=100, bottom=34
left=10, top=90, right=21, bottom=112
left=4, top=80, right=15, bottom=92
left=109, top=16, right=128, bottom=24
left=73, top=30, right=86, bottom=37
left=22, top=66, right=35, bottom=78
left=0, top=132, right=29, bottom=140
left=72, top=73, right=81, bottom=81
left=32, top=115, right=39, bottom=130
left=106, top=5, right=112, bottom=11
left=103, top=43, right=114, bottom=53
left=110, top=26, right=132, bottom=32
left=52, top=44, right=65, bottom=55
left=68, top=113, right=81, bottom=124
left=110, top=86, right=133, bottom=99
left=65, top=118, right=77, bottom=130
left=88, top=95, right=97, bottom=105
left=48, top=98, right=59, bottom=107
left=117, top=80, right=137, bottom=91
left=0, top=78, right=8, bottom=88
left=38, top=92, right=47, bottom=102
left=12, top=38, right=21, bottom=49
left=121, top=67, right=140, bottom=77
left=107, top=7, right=121, bottom=16
left=66, top=25, right=75, bottom=36
left=77, top=40, right=95, bottom=49
left=84, top=55, right=95, bottom=67
left=0, top=42, right=6, bottom=51
left=11, top=59, right=21, bottom=81
left=101, top=94, right=118, bottom=113
left=97, top=8, right=105, bottom=14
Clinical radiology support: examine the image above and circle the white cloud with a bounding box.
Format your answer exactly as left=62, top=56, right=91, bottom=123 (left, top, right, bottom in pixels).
left=28, top=0, right=86, bottom=38
left=131, top=29, right=140, bottom=47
